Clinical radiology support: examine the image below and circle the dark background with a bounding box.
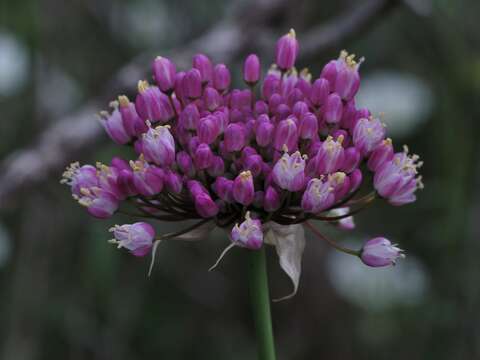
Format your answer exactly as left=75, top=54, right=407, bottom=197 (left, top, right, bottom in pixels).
left=1, top=0, right=479, bottom=359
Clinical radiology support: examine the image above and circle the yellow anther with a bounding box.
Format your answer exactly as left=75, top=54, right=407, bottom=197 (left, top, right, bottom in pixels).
left=138, top=80, right=149, bottom=93
left=118, top=95, right=130, bottom=107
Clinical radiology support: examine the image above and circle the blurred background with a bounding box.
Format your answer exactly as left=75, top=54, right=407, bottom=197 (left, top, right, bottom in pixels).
left=1, top=0, right=479, bottom=359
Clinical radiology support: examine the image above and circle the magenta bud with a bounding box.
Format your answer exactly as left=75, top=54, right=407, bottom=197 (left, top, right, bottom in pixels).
left=203, top=86, right=222, bottom=111
left=141, top=123, right=176, bottom=167
left=323, top=93, right=343, bottom=124
left=212, top=177, right=234, bottom=203
left=117, top=169, right=138, bottom=197
left=135, top=81, right=174, bottom=124
left=262, top=74, right=281, bottom=100
left=272, top=151, right=306, bottom=191
left=118, top=96, right=148, bottom=136
left=99, top=107, right=131, bottom=145
left=292, top=101, right=309, bottom=119
left=194, top=192, right=219, bottom=218
left=224, top=123, right=247, bottom=152
left=274, top=117, right=299, bottom=152
left=367, top=138, right=394, bottom=172
left=349, top=169, right=363, bottom=193
left=193, top=53, right=213, bottom=84
left=188, top=136, right=200, bottom=155
left=183, top=69, right=202, bottom=99
left=353, top=117, right=386, bottom=156
left=174, top=71, right=186, bottom=101
left=310, top=78, right=330, bottom=107
left=179, top=103, right=200, bottom=130
left=187, top=179, right=208, bottom=197
left=275, top=29, right=299, bottom=70
left=243, top=154, right=263, bottom=177
left=320, top=60, right=338, bottom=85
left=213, top=63, right=231, bottom=92
left=341, top=101, right=357, bottom=130
left=233, top=171, right=255, bottom=205
left=109, top=222, right=155, bottom=257
left=164, top=170, right=182, bottom=194
left=342, top=147, right=361, bottom=173
left=207, top=156, right=225, bottom=177
left=299, top=112, right=318, bottom=140
left=255, top=100, right=269, bottom=115
left=256, top=121, right=274, bottom=147
left=264, top=186, right=280, bottom=212
left=361, top=237, right=405, bottom=267
left=176, top=151, right=195, bottom=177
left=152, top=56, right=176, bottom=93
left=194, top=143, right=213, bottom=170
left=231, top=212, right=263, bottom=250
left=197, top=116, right=219, bottom=144
left=243, top=54, right=261, bottom=85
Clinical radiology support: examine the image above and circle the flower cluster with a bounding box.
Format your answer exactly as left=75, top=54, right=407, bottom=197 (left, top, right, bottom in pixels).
left=62, top=29, right=422, bottom=268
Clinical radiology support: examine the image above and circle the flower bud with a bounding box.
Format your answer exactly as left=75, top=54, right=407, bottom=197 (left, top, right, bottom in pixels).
left=75, top=185, right=119, bottom=219
left=179, top=103, right=200, bottom=130
left=141, top=123, right=176, bottom=167
left=299, top=112, right=318, bottom=140
left=353, top=117, right=386, bottom=156
left=99, top=107, right=131, bottom=145
left=272, top=151, right=306, bottom=191
left=320, top=60, right=337, bottom=85
left=254, top=120, right=273, bottom=147
left=310, top=78, right=330, bottom=107
left=361, top=237, right=404, bottom=267
left=341, top=147, right=361, bottom=173
left=183, top=69, right=202, bottom=99
left=213, top=63, right=231, bottom=92
left=187, top=179, right=208, bottom=197
left=194, top=192, right=219, bottom=218
left=212, top=177, right=234, bottom=203
left=262, top=74, right=281, bottom=100
left=176, top=151, right=195, bottom=177
left=243, top=154, right=263, bottom=177
left=135, top=81, right=174, bottom=123
left=275, top=29, right=299, bottom=70
left=264, top=186, right=280, bottom=212
left=233, top=171, right=255, bottom=205
left=255, top=100, right=269, bottom=115
left=207, top=156, right=225, bottom=177
left=197, top=116, right=219, bottom=144
left=292, top=101, right=309, bottom=119
left=117, top=169, right=138, bottom=197
left=340, top=101, right=357, bottom=130
left=367, top=138, right=394, bottom=172
left=231, top=212, right=263, bottom=249
left=109, top=222, right=155, bottom=257
left=164, top=170, right=183, bottom=193
left=193, top=53, right=213, bottom=84
left=194, top=143, right=213, bottom=170
left=349, top=169, right=363, bottom=193
left=243, top=54, right=261, bottom=85
left=174, top=71, right=186, bottom=101
left=152, top=56, right=176, bottom=93
left=203, top=86, right=222, bottom=111
left=274, top=117, right=299, bottom=151
left=323, top=93, right=343, bottom=125
left=118, top=95, right=148, bottom=136
left=224, top=123, right=247, bottom=152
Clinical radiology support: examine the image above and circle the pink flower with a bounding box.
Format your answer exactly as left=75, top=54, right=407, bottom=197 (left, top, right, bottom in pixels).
left=231, top=212, right=263, bottom=250
left=109, top=222, right=155, bottom=256
left=361, top=237, right=404, bottom=267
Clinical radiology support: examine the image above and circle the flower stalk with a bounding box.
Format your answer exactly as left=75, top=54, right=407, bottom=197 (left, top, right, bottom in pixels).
left=249, top=247, right=277, bottom=360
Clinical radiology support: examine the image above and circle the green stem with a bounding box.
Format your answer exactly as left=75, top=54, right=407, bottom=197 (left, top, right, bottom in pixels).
left=248, top=248, right=277, bottom=360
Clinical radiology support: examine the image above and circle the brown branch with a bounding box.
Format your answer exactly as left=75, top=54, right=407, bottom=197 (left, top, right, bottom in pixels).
left=0, top=0, right=399, bottom=209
